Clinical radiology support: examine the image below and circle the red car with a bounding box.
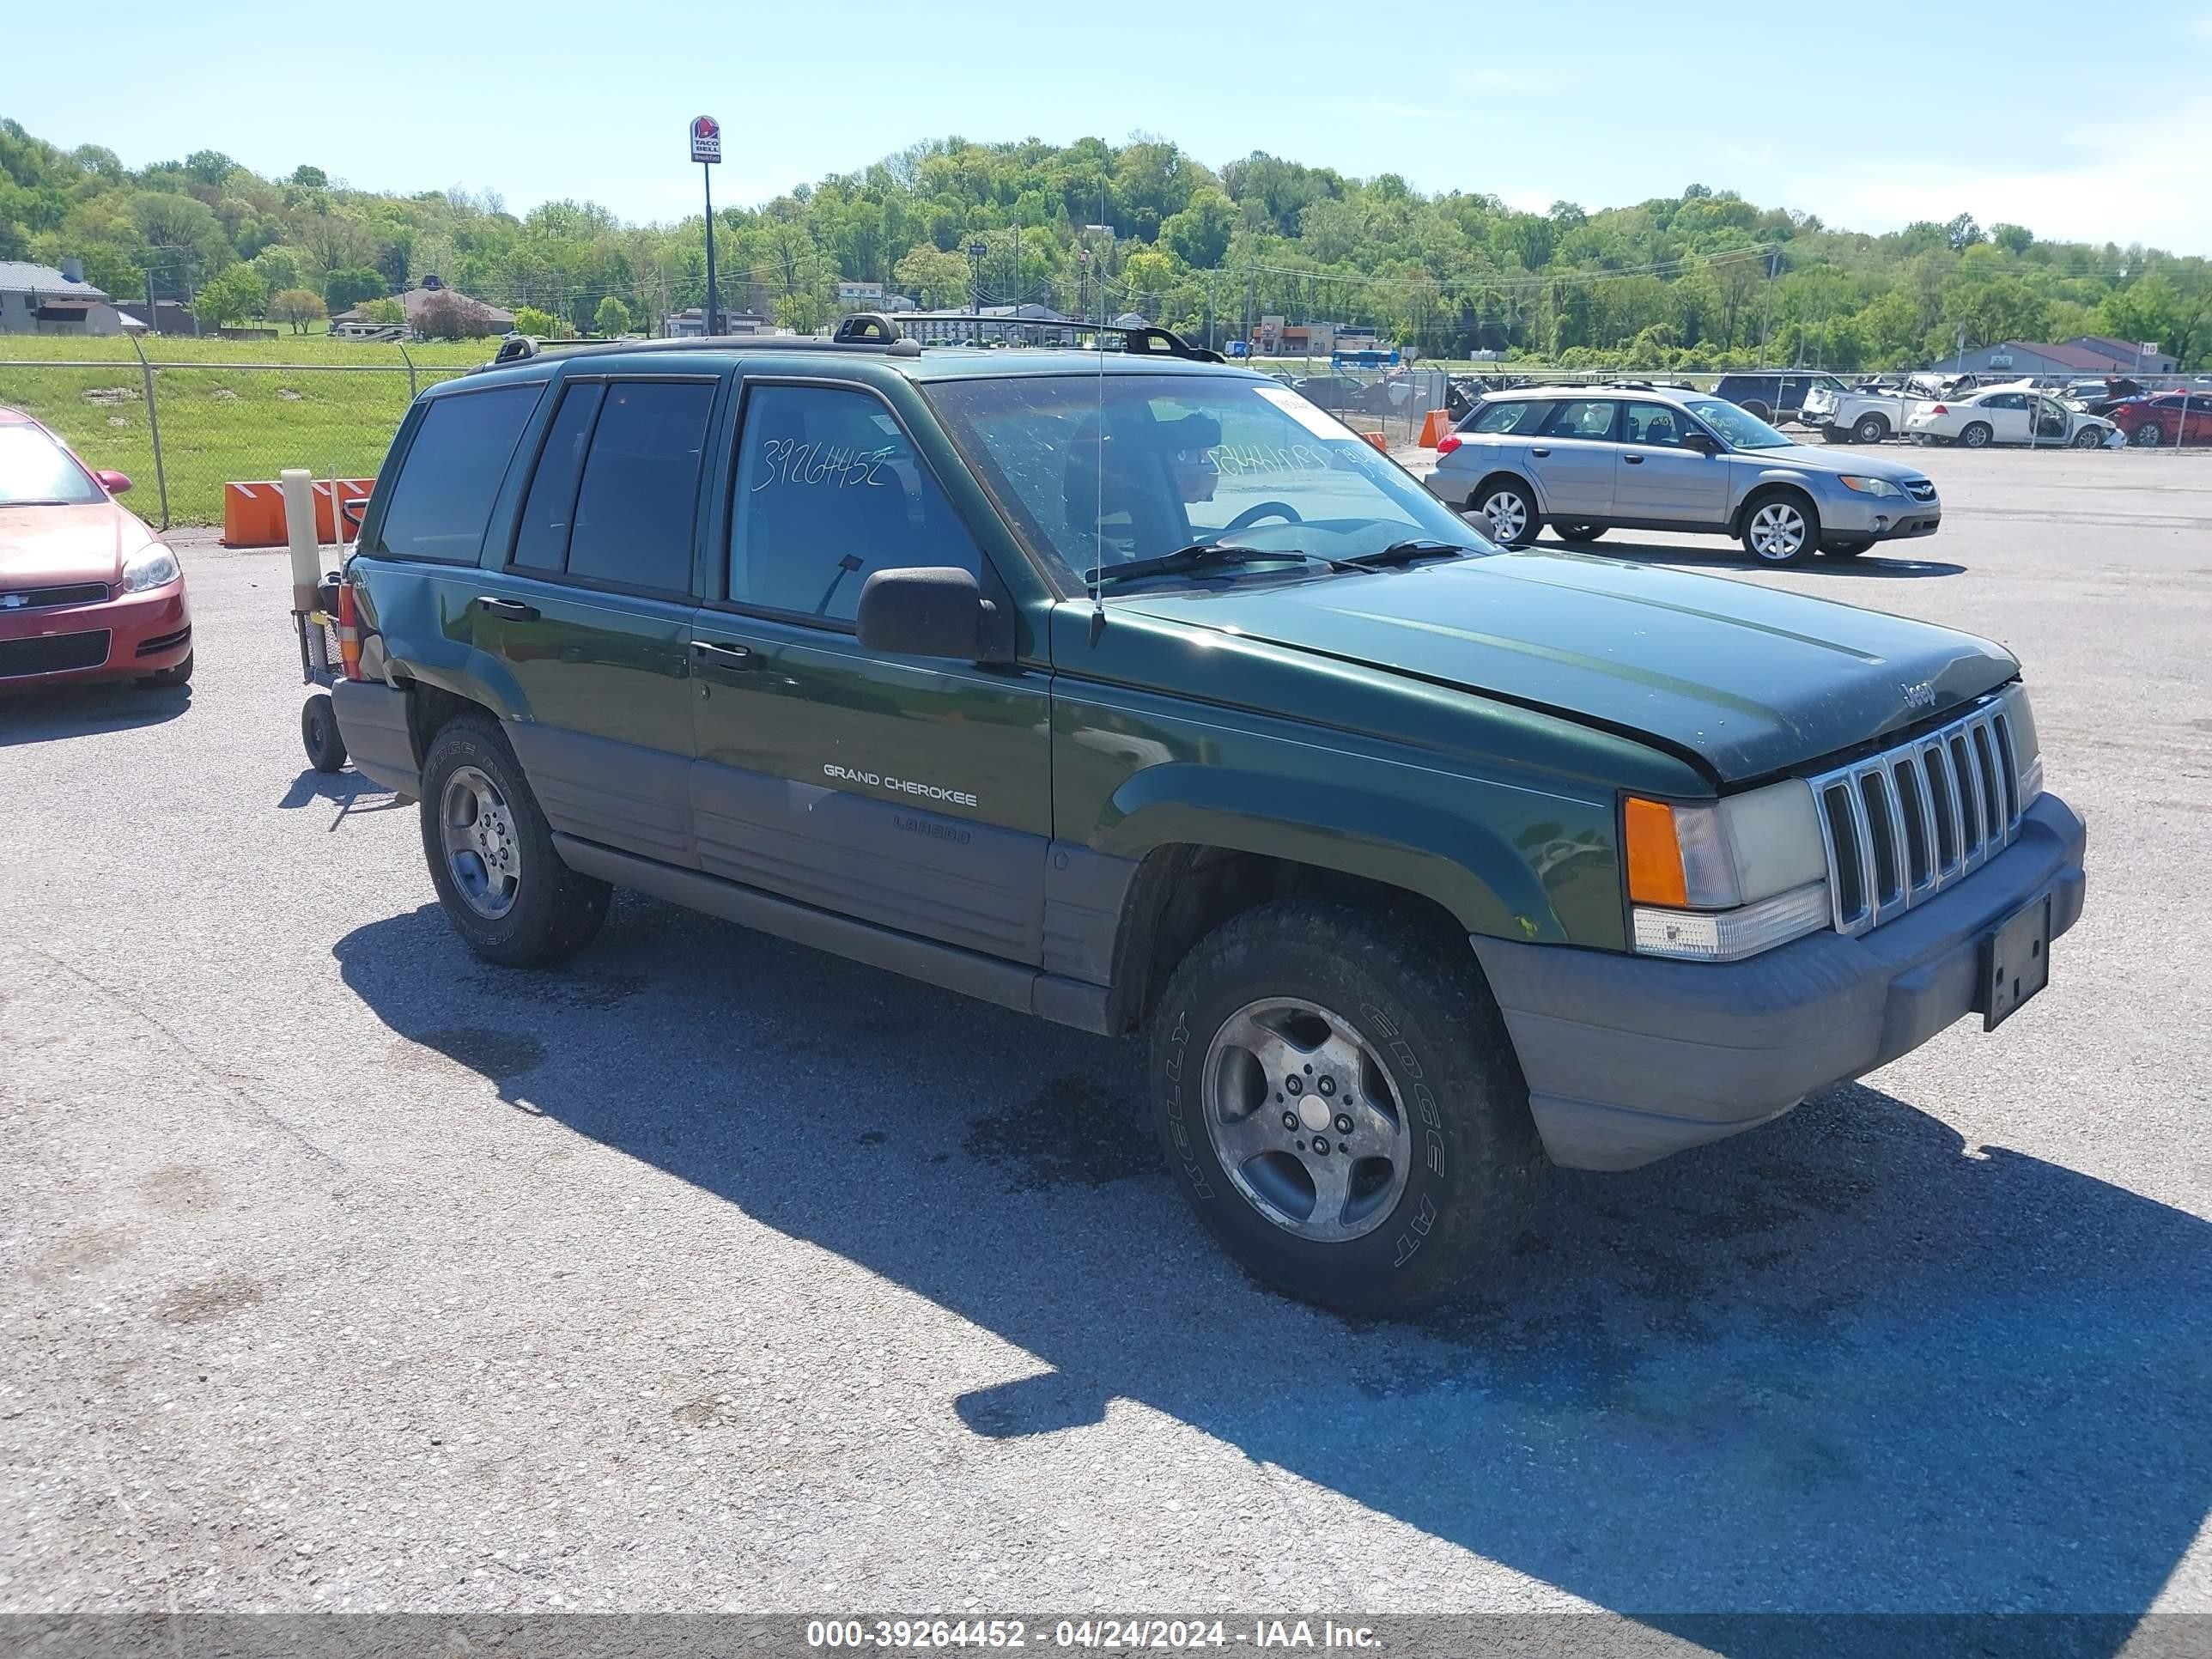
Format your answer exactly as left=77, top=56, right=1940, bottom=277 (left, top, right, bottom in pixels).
left=2110, top=390, right=2212, bottom=448
left=0, top=408, right=191, bottom=690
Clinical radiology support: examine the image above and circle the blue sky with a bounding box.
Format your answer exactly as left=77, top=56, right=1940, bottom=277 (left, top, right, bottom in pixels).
left=12, top=2, right=2212, bottom=252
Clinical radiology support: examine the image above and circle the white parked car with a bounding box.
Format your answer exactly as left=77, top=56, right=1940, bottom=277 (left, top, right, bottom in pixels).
left=1904, top=381, right=2118, bottom=450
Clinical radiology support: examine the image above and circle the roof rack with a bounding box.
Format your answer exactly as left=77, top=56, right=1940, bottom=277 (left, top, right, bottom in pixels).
left=471, top=312, right=1224, bottom=374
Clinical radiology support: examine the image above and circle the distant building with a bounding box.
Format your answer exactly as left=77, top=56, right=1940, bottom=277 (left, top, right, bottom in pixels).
left=659, top=307, right=773, bottom=338
left=1929, top=337, right=2179, bottom=378
left=330, top=275, right=514, bottom=338
left=898, top=302, right=1077, bottom=345
left=0, top=258, right=118, bottom=335
left=115, top=300, right=195, bottom=336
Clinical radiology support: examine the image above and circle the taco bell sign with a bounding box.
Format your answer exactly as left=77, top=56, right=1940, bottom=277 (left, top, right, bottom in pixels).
left=690, top=115, right=721, bottom=165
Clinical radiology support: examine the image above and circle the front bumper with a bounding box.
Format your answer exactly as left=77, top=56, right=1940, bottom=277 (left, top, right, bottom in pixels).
left=1816, top=486, right=1941, bottom=542
left=1472, top=793, right=2085, bottom=1171
left=0, top=581, right=191, bottom=687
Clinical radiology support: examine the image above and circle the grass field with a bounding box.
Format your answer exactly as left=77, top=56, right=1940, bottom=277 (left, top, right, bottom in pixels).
left=0, top=336, right=489, bottom=526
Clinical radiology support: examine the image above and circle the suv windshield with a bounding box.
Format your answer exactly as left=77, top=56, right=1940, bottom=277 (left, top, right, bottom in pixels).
left=1683, top=397, right=1794, bottom=450
left=0, top=425, right=104, bottom=507
left=926, top=373, right=1481, bottom=586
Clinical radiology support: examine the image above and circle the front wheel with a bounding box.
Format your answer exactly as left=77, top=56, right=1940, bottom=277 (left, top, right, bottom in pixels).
left=2130, top=422, right=2165, bottom=447
left=1554, top=523, right=1606, bottom=544
left=1471, top=482, right=1538, bottom=548
left=1742, top=495, right=1820, bottom=567
left=1959, top=422, right=1993, bottom=449
left=419, top=714, right=610, bottom=967
left=1150, top=899, right=1540, bottom=1316
left=2070, top=426, right=2104, bottom=449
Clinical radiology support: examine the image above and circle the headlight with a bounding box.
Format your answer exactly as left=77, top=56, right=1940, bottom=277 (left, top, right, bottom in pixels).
left=1623, top=781, right=1832, bottom=961
left=2008, top=684, right=2045, bottom=803
left=120, top=545, right=180, bottom=593
left=1838, top=475, right=1903, bottom=497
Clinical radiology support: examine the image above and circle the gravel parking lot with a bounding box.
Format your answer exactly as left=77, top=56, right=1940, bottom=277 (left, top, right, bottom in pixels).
left=3, top=447, right=2208, bottom=1644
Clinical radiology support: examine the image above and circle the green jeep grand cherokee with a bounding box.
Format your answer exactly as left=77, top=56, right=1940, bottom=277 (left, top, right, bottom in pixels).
left=331, top=325, right=2086, bottom=1315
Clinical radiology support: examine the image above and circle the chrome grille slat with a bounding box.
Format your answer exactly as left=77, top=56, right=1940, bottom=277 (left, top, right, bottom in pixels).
left=1809, top=690, right=2034, bottom=937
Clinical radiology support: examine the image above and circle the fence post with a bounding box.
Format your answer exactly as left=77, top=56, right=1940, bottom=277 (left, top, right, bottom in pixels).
left=126, top=331, right=171, bottom=530
left=398, top=340, right=417, bottom=399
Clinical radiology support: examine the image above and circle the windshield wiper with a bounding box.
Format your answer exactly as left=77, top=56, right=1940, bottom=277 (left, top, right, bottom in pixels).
left=1334, top=538, right=1482, bottom=569
left=1085, top=540, right=1324, bottom=588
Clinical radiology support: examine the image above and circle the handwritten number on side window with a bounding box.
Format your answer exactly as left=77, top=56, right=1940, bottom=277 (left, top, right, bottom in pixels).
left=751, top=440, right=897, bottom=491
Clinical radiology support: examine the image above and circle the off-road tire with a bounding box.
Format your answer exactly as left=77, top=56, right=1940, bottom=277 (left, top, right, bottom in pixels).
left=1149, top=898, right=1541, bottom=1316
left=419, top=714, right=610, bottom=967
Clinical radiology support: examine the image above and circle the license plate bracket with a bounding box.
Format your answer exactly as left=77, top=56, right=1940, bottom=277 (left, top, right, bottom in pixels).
left=1979, top=895, right=2052, bottom=1032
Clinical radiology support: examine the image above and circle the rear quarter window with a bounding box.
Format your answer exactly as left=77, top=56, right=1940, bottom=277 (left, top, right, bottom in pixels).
left=374, top=383, right=544, bottom=563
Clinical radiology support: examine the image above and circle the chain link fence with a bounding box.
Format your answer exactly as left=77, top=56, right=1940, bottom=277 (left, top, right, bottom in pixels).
left=0, top=340, right=473, bottom=528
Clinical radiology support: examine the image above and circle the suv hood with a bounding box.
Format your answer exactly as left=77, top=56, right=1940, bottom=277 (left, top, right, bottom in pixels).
left=1120, top=550, right=2018, bottom=782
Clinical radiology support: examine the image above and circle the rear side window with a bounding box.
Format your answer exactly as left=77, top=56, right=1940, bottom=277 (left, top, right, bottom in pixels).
left=377, top=384, right=544, bottom=562
left=511, top=382, right=605, bottom=572
left=564, top=380, right=717, bottom=593
left=1538, top=398, right=1618, bottom=441
left=1468, top=399, right=1551, bottom=434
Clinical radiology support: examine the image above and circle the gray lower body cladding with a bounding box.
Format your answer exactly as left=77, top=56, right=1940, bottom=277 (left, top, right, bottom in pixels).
left=1474, top=793, right=2086, bottom=1170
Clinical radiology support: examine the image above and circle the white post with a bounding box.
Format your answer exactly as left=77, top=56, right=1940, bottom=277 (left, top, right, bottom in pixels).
left=281, top=467, right=319, bottom=616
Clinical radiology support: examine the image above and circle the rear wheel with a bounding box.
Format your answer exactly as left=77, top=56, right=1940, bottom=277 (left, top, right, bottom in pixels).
left=1959, top=422, right=1993, bottom=449
left=419, top=714, right=610, bottom=967
left=1471, top=481, right=1537, bottom=548
left=1554, top=523, right=1606, bottom=544
left=1741, top=493, right=1820, bottom=567
left=1742, top=400, right=1773, bottom=422
left=1150, top=899, right=1540, bottom=1316
left=1853, top=414, right=1891, bottom=445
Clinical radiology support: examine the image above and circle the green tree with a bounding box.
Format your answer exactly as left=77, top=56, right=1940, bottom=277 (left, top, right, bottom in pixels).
left=268, top=288, right=325, bottom=333
left=592, top=295, right=633, bottom=337
left=512, top=304, right=561, bottom=337
left=191, top=264, right=265, bottom=328
left=323, top=266, right=385, bottom=313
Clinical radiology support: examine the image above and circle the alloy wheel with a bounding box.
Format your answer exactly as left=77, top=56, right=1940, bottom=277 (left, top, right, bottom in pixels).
left=439, top=764, right=522, bottom=919
left=1480, top=489, right=1529, bottom=544
left=1201, top=996, right=1412, bottom=1243
left=1747, top=501, right=1808, bottom=562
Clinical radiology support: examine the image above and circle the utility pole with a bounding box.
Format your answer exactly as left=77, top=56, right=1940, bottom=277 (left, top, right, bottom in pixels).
left=1206, top=267, right=1217, bottom=353
left=969, top=241, right=988, bottom=343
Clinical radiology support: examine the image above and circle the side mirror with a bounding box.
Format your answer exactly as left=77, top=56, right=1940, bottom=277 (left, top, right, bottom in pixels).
left=94, top=469, right=132, bottom=494
left=855, top=566, right=1001, bottom=662
left=1680, top=429, right=1719, bottom=455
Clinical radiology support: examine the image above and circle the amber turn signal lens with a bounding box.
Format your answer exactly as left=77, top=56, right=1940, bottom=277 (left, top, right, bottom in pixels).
left=1623, top=797, right=1689, bottom=908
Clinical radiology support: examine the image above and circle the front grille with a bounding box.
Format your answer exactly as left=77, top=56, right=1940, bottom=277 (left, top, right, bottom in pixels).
left=0, top=581, right=108, bottom=611
left=0, top=629, right=111, bottom=678
left=1905, top=479, right=1936, bottom=502
left=1810, top=687, right=2033, bottom=935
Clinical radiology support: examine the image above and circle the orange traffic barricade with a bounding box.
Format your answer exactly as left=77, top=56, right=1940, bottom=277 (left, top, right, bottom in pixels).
left=224, top=477, right=374, bottom=547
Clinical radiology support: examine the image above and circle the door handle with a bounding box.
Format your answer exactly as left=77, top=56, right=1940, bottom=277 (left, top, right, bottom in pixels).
left=1529, top=447, right=1552, bottom=458
left=1624, top=453, right=1645, bottom=464
left=690, top=639, right=754, bottom=670
left=475, top=596, right=538, bottom=621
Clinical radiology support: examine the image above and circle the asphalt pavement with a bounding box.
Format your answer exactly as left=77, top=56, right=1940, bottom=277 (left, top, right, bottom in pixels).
left=3, top=446, right=2208, bottom=1648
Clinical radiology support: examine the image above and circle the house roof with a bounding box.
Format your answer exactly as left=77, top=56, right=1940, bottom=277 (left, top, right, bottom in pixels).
left=2067, top=335, right=2167, bottom=365
left=333, top=285, right=515, bottom=326
left=0, top=260, right=109, bottom=301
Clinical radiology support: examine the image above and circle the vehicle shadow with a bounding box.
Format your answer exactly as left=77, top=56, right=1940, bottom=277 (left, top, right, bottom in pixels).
left=1565, top=538, right=1967, bottom=580
left=0, top=681, right=191, bottom=746
left=334, top=898, right=2209, bottom=1649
